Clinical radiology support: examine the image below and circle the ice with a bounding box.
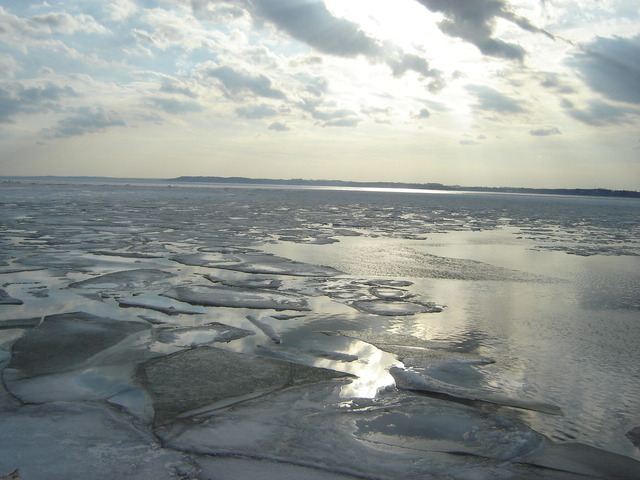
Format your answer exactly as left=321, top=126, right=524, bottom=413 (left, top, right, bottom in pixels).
left=174, top=252, right=343, bottom=276
left=627, top=426, right=640, bottom=448
left=0, top=402, right=194, bottom=480
left=203, top=273, right=282, bottom=289
left=246, top=314, right=282, bottom=343
left=68, top=268, right=176, bottom=290
left=156, top=323, right=255, bottom=347
left=136, top=346, right=351, bottom=425
left=390, top=366, right=562, bottom=415
left=161, top=284, right=310, bottom=310
left=350, top=299, right=443, bottom=316
left=3, top=312, right=152, bottom=411
left=5, top=312, right=148, bottom=380
left=1, top=182, right=639, bottom=478
left=118, top=295, right=204, bottom=316
left=159, top=383, right=582, bottom=479
left=0, top=289, right=22, bottom=305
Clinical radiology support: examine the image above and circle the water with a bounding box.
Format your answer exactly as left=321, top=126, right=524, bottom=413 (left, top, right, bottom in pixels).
left=1, top=178, right=639, bottom=479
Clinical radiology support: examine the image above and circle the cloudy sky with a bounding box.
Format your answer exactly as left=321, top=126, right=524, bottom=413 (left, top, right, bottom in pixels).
left=1, top=0, right=639, bottom=189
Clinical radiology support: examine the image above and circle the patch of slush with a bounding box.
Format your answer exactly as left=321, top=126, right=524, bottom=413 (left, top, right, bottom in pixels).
left=0, top=402, right=195, bottom=480
left=161, top=284, right=309, bottom=311
left=136, top=346, right=351, bottom=425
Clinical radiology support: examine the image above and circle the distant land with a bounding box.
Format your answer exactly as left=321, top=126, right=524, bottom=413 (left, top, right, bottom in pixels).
left=169, top=176, right=640, bottom=199
left=2, top=175, right=639, bottom=198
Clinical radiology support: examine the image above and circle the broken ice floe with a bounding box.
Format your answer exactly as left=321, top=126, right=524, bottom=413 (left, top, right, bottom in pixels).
left=350, top=299, right=443, bottom=316
left=158, top=382, right=636, bottom=479
left=174, top=252, right=343, bottom=277
left=0, top=402, right=193, bottom=480
left=3, top=312, right=151, bottom=412
left=161, top=284, right=309, bottom=311
left=156, top=323, right=255, bottom=348
left=136, top=346, right=351, bottom=425
left=203, top=273, right=282, bottom=289
left=246, top=314, right=281, bottom=344
left=6, top=312, right=149, bottom=380
left=118, top=296, right=203, bottom=316
left=0, top=289, right=22, bottom=305
left=68, top=268, right=176, bottom=291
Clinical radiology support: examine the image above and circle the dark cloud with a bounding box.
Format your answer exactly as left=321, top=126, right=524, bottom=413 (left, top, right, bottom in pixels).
left=204, top=65, right=286, bottom=99
left=563, top=99, right=637, bottom=127
left=0, top=83, right=77, bottom=123
left=44, top=106, right=125, bottom=138
left=529, top=127, right=561, bottom=136
left=568, top=35, right=640, bottom=105
left=466, top=85, right=527, bottom=114
left=248, top=0, right=381, bottom=58
left=146, top=96, right=202, bottom=114
left=415, top=108, right=431, bottom=119
left=236, top=104, right=277, bottom=119
left=268, top=121, right=290, bottom=131
left=386, top=52, right=444, bottom=91
left=414, top=0, right=552, bottom=61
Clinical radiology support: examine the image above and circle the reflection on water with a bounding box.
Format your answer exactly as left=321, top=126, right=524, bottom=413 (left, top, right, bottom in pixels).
left=264, top=228, right=640, bottom=460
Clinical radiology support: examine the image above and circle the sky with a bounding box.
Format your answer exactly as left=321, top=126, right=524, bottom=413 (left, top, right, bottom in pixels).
left=0, top=0, right=639, bottom=189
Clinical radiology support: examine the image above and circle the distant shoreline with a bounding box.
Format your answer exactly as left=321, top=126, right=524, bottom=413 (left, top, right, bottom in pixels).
left=2, top=175, right=639, bottom=199
left=168, top=176, right=640, bottom=199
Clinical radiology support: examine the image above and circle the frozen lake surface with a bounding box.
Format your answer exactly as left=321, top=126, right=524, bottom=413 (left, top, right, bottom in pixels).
left=1, top=179, right=639, bottom=479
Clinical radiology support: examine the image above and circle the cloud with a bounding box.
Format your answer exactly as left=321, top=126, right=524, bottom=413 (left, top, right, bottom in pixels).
left=415, top=108, right=431, bottom=119
left=563, top=99, right=638, bottom=127
left=198, top=1, right=443, bottom=87
left=466, top=85, right=527, bottom=114
left=236, top=104, right=278, bottom=119
left=268, top=121, right=290, bottom=131
left=159, top=81, right=200, bottom=98
left=0, top=83, right=77, bottom=123
left=146, top=96, right=202, bottom=114
left=538, top=72, right=576, bottom=95
left=414, top=0, right=552, bottom=61
left=0, top=7, right=107, bottom=42
left=203, top=64, right=286, bottom=99
left=568, top=35, right=640, bottom=105
left=44, top=106, right=125, bottom=138
left=104, top=0, right=138, bottom=21
left=529, top=127, right=561, bottom=136
left=248, top=0, right=381, bottom=58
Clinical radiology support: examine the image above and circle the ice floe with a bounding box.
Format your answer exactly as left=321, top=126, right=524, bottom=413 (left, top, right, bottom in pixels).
left=161, top=284, right=310, bottom=310
left=350, top=299, right=443, bottom=316
left=174, top=252, right=343, bottom=277
left=156, top=323, right=255, bottom=348
left=68, top=268, right=176, bottom=291
left=136, top=346, right=351, bottom=425
left=0, top=289, right=22, bottom=305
